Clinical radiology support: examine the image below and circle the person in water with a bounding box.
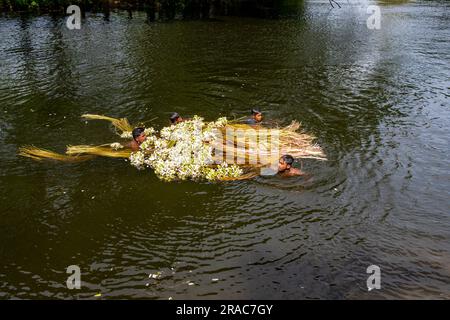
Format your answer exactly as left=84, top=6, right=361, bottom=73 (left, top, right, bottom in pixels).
left=278, top=155, right=303, bottom=176
left=129, top=127, right=146, bottom=151
left=170, top=112, right=184, bottom=124
left=245, top=109, right=263, bottom=125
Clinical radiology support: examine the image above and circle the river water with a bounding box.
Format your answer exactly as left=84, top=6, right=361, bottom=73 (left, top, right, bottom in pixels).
left=0, top=1, right=449, bottom=299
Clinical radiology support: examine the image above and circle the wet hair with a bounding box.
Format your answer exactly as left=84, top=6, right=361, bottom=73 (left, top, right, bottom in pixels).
left=132, top=127, right=145, bottom=141
left=251, top=109, right=261, bottom=115
left=281, top=154, right=295, bottom=166
left=170, top=112, right=181, bottom=124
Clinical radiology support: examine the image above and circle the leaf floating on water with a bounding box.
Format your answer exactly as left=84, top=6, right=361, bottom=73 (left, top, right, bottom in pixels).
left=149, top=271, right=162, bottom=279
left=94, top=293, right=101, bottom=297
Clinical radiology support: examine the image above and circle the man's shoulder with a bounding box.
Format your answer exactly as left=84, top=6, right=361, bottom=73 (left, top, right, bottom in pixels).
left=291, top=168, right=304, bottom=176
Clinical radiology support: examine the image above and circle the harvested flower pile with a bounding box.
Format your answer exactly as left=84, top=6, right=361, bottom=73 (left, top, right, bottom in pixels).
left=19, top=114, right=326, bottom=182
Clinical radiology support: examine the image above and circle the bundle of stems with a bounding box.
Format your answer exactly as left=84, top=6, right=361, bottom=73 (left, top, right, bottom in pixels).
left=212, top=121, right=327, bottom=165
left=81, top=114, right=133, bottom=135
left=66, top=145, right=132, bottom=158
left=18, top=146, right=94, bottom=162
left=19, top=144, right=131, bottom=162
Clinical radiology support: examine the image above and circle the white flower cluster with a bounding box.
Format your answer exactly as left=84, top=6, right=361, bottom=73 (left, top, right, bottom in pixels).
left=120, top=131, right=132, bottom=139
left=110, top=142, right=124, bottom=150
left=129, top=116, right=243, bottom=181
left=203, top=162, right=244, bottom=181
left=144, top=127, right=156, bottom=136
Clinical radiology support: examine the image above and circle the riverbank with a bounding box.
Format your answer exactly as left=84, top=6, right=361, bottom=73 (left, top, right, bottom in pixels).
left=0, top=0, right=304, bottom=20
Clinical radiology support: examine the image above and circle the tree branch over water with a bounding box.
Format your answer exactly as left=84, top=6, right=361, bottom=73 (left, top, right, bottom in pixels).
left=329, top=0, right=341, bottom=9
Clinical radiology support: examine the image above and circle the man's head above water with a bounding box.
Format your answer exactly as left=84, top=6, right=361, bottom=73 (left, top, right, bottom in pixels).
left=170, top=112, right=183, bottom=124
left=278, top=154, right=295, bottom=172
left=251, top=109, right=263, bottom=123
left=132, top=127, right=146, bottom=144
left=278, top=155, right=304, bottom=177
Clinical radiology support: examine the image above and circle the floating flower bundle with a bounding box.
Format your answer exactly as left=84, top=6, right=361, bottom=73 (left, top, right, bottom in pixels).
left=129, top=116, right=244, bottom=181
left=18, top=113, right=327, bottom=182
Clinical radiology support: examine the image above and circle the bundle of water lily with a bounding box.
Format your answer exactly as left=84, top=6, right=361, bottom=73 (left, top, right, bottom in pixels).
left=19, top=114, right=326, bottom=181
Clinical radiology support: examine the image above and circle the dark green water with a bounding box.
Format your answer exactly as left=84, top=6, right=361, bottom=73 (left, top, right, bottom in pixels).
left=0, top=1, right=449, bottom=299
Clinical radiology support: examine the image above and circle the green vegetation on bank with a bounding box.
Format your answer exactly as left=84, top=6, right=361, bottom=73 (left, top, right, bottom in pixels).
left=1, top=1, right=127, bottom=13
left=0, top=0, right=304, bottom=19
